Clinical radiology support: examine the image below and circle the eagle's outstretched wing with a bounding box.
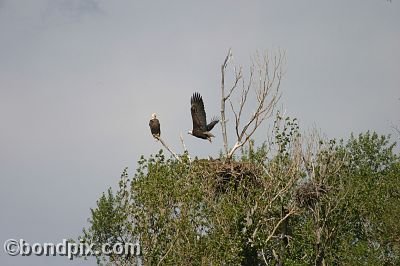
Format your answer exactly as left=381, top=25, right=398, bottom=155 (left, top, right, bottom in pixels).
left=191, top=92, right=207, bottom=132
left=206, top=117, right=219, bottom=131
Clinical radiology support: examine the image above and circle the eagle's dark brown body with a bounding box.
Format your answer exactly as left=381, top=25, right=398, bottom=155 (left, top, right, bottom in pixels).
left=189, top=92, right=219, bottom=142
left=149, top=113, right=160, bottom=138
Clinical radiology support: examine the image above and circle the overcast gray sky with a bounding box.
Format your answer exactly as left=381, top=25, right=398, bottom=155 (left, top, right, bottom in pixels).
left=1, top=1, right=399, bottom=265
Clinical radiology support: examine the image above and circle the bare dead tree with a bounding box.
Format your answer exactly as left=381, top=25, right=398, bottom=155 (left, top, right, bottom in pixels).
left=220, top=49, right=284, bottom=159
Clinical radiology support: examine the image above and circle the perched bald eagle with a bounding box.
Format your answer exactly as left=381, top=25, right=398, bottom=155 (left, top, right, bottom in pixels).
left=149, top=113, right=160, bottom=139
left=188, top=92, right=219, bottom=142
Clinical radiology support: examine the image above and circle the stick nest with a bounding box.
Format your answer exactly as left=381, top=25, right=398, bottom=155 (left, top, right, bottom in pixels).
left=294, top=180, right=328, bottom=207
left=192, top=159, right=265, bottom=195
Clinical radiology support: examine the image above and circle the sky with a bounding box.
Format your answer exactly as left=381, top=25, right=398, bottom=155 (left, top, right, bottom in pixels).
left=0, top=0, right=399, bottom=265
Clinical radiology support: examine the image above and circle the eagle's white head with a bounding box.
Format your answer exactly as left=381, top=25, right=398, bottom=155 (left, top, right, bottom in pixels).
left=151, top=113, right=157, bottom=119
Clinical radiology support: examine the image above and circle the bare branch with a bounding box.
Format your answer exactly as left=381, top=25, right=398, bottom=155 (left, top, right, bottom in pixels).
left=154, top=136, right=181, bottom=162
left=179, top=133, right=191, bottom=163
left=219, top=49, right=284, bottom=159
left=264, top=208, right=296, bottom=244
left=227, top=51, right=283, bottom=159
left=225, top=66, right=242, bottom=100
left=237, top=67, right=253, bottom=129
left=228, top=98, right=240, bottom=139
left=261, top=249, right=268, bottom=265
left=220, top=48, right=233, bottom=156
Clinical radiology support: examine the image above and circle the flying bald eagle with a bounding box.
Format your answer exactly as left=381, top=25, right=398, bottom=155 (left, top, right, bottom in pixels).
left=149, top=113, right=160, bottom=139
left=188, top=92, right=219, bottom=142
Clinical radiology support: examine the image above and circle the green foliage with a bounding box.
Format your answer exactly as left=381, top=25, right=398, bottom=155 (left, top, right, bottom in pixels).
left=337, top=132, right=400, bottom=265
left=79, top=126, right=400, bottom=265
left=80, top=168, right=136, bottom=265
